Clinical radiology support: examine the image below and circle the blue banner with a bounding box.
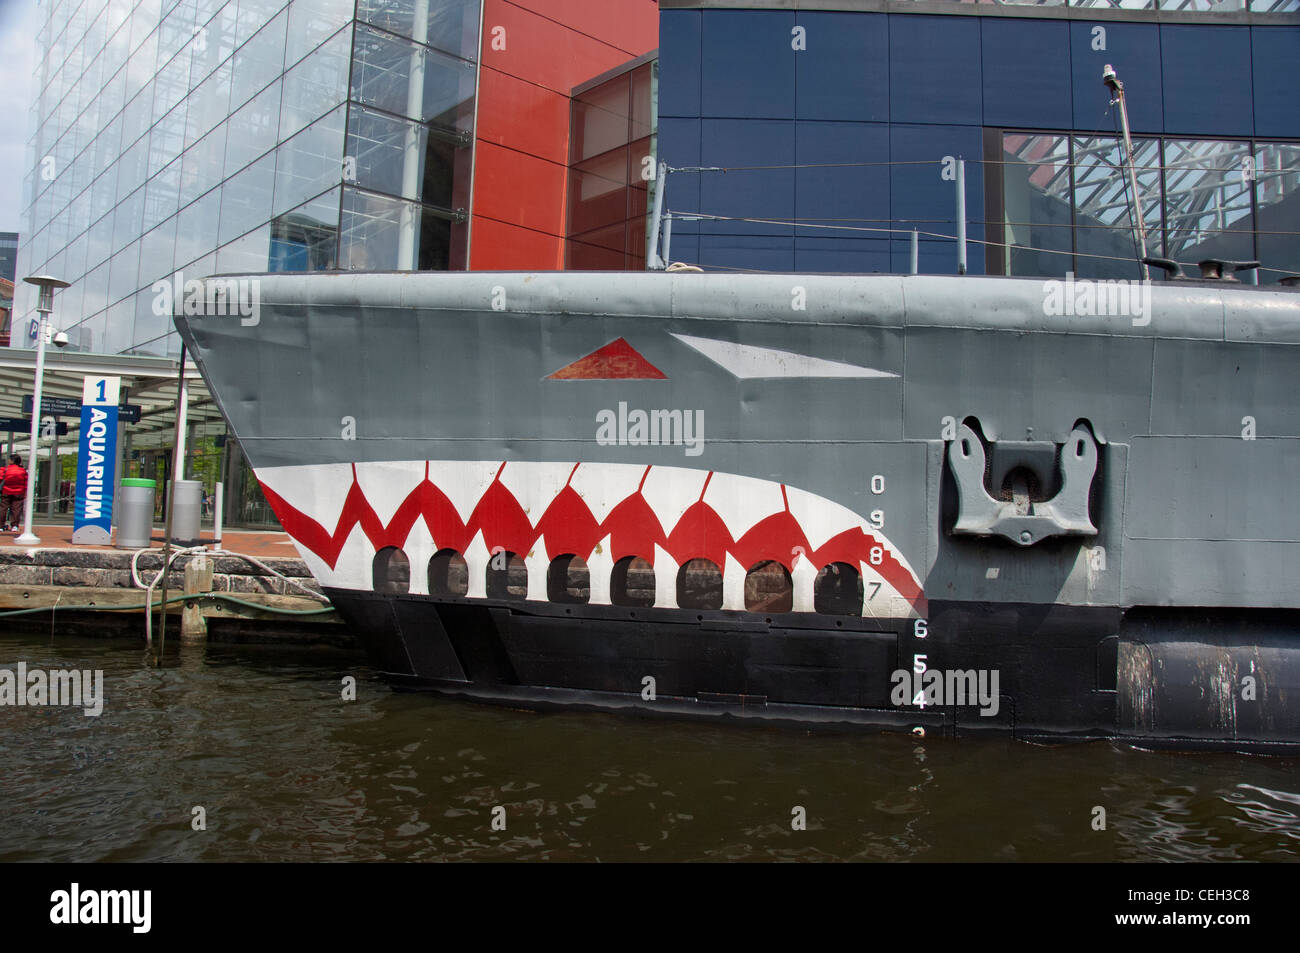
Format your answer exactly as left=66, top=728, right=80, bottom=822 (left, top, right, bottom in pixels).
left=72, top=376, right=120, bottom=546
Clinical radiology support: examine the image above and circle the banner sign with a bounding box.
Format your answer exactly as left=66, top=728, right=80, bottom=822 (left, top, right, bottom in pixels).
left=72, top=376, right=120, bottom=546
left=22, top=395, right=141, bottom=423
left=0, top=417, right=68, bottom=435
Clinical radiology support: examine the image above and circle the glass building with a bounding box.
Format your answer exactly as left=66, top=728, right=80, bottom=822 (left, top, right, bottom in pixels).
left=656, top=1, right=1300, bottom=283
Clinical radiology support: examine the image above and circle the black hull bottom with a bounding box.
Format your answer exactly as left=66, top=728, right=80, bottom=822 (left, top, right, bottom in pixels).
left=326, top=588, right=1300, bottom=753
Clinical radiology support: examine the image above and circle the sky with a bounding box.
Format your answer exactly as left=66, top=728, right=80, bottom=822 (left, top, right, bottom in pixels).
left=0, top=0, right=38, bottom=235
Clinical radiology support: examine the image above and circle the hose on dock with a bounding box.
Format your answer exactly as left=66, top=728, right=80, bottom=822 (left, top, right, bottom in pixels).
left=129, top=545, right=332, bottom=646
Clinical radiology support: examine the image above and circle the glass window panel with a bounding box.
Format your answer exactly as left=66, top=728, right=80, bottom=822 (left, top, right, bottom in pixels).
left=143, top=157, right=183, bottom=233
left=139, top=215, right=179, bottom=287
left=568, top=148, right=629, bottom=236
left=148, top=102, right=188, bottom=177
left=999, top=132, right=1072, bottom=278
left=225, top=77, right=282, bottom=173
left=345, top=105, right=471, bottom=209
left=131, top=292, right=172, bottom=354
left=87, top=212, right=114, bottom=271
left=125, top=30, right=159, bottom=103
left=181, top=121, right=228, bottom=205
left=101, top=295, right=134, bottom=354
left=273, top=104, right=345, bottom=217
left=108, top=240, right=141, bottom=305
left=118, top=133, right=150, bottom=198
left=1163, top=139, right=1254, bottom=267
left=120, top=88, right=154, bottom=150
left=350, top=25, right=476, bottom=133
left=215, top=222, right=272, bottom=273
left=356, top=0, right=481, bottom=61
left=159, top=0, right=201, bottom=65
left=285, top=0, right=353, bottom=68
left=175, top=186, right=223, bottom=268
left=339, top=186, right=453, bottom=271
left=152, top=46, right=192, bottom=123
left=113, top=186, right=146, bottom=253
left=94, top=112, right=123, bottom=172
left=235, top=0, right=289, bottom=48
left=573, top=75, right=630, bottom=162
left=218, top=151, right=276, bottom=245
left=229, top=6, right=287, bottom=109
left=81, top=260, right=111, bottom=319
left=270, top=186, right=339, bottom=271
left=280, top=25, right=351, bottom=140
left=185, top=59, right=232, bottom=147
left=1072, top=135, right=1161, bottom=279
left=631, top=62, right=654, bottom=143
left=1254, top=143, right=1300, bottom=285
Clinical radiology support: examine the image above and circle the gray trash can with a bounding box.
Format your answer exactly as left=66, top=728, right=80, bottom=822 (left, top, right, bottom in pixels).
left=115, top=478, right=156, bottom=549
left=172, top=479, right=203, bottom=544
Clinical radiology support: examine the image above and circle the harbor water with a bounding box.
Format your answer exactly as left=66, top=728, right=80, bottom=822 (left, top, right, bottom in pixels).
left=1, top=628, right=1297, bottom=863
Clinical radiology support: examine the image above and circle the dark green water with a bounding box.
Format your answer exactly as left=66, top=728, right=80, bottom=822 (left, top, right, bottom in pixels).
left=1, top=631, right=1297, bottom=862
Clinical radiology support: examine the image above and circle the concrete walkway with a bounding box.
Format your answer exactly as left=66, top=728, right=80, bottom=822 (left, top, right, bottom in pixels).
left=0, top=523, right=300, bottom=558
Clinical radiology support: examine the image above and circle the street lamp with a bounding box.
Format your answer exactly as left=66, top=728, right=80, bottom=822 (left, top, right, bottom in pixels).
left=16, top=275, right=70, bottom=546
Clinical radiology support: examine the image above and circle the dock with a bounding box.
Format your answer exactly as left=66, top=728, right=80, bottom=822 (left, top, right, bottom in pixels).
left=0, top=524, right=349, bottom=645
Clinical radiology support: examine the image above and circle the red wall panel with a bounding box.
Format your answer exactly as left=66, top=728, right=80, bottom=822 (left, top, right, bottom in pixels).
left=469, top=0, right=659, bottom=271
left=470, top=217, right=565, bottom=271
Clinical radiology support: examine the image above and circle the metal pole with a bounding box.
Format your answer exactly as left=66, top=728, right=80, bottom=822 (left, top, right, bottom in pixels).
left=157, top=344, right=189, bottom=654
left=647, top=161, right=668, bottom=269
left=910, top=228, right=919, bottom=274
left=16, top=311, right=47, bottom=545
left=956, top=159, right=967, bottom=275
left=214, top=482, right=223, bottom=548
left=1105, top=65, right=1150, bottom=280
left=46, top=419, right=58, bottom=519
left=661, top=213, right=673, bottom=267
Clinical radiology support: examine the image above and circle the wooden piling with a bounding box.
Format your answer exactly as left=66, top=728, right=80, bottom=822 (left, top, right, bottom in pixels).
left=181, top=553, right=213, bottom=643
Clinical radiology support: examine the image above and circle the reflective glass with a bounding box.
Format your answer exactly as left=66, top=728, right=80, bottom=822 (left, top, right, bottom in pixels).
left=339, top=186, right=454, bottom=270
left=279, top=25, right=351, bottom=140
left=1073, top=135, right=1161, bottom=279
left=148, top=103, right=188, bottom=177
left=180, top=121, right=228, bottom=205
left=229, top=6, right=287, bottom=109
left=235, top=0, right=289, bottom=48
left=345, top=105, right=470, bottom=209
left=120, top=88, right=154, bottom=149
left=81, top=261, right=111, bottom=319
left=355, top=0, right=481, bottom=61
left=185, top=58, right=232, bottom=147
left=218, top=151, right=275, bottom=244
left=87, top=212, right=114, bottom=271
left=103, top=296, right=136, bottom=354
left=270, top=186, right=339, bottom=270
left=108, top=240, right=141, bottom=305
left=131, top=291, right=172, bottom=354
left=174, top=186, right=223, bottom=268
left=574, top=75, right=630, bottom=162
left=144, top=156, right=183, bottom=233
left=113, top=185, right=146, bottom=253
left=225, top=78, right=282, bottom=173
left=1254, top=143, right=1300, bottom=285
left=215, top=222, right=272, bottom=272
left=1163, top=139, right=1254, bottom=266
left=273, top=104, right=345, bottom=217
left=999, top=133, right=1072, bottom=278
left=139, top=215, right=179, bottom=287
left=350, top=25, right=476, bottom=133
left=285, top=0, right=353, bottom=68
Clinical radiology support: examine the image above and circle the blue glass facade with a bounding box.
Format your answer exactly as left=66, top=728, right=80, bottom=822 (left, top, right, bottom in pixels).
left=657, top=5, right=1300, bottom=282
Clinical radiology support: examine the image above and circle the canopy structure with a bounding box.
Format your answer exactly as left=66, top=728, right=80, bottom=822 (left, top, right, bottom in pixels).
left=0, top=346, right=221, bottom=454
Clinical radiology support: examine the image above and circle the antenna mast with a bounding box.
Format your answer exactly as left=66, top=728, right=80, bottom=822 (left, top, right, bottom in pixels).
left=1103, top=64, right=1150, bottom=280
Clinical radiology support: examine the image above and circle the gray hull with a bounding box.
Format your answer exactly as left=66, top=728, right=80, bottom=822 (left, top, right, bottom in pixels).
left=175, top=270, right=1300, bottom=750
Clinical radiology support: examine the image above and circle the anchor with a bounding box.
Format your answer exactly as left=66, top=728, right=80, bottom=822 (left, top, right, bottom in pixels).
left=947, top=421, right=1099, bottom=546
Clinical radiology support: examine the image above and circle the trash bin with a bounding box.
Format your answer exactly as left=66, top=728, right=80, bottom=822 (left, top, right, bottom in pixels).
left=172, top=479, right=203, bottom=544
left=116, top=478, right=157, bottom=549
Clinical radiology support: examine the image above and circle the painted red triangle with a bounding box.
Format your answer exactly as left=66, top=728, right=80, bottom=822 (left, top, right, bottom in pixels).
left=546, top=337, right=667, bottom=380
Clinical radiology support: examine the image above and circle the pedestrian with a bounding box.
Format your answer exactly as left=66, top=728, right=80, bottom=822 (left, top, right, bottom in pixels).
left=1, top=455, right=28, bottom=532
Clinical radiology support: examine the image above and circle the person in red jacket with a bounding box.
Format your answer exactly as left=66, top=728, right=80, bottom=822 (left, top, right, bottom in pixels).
left=2, top=455, right=28, bottom=532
